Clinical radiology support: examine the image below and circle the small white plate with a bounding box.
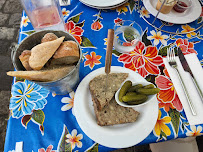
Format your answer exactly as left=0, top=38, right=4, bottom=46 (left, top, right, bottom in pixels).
left=115, top=82, right=157, bottom=108
left=79, top=0, right=126, bottom=9
left=143, top=0, right=202, bottom=24
left=74, top=66, right=159, bottom=148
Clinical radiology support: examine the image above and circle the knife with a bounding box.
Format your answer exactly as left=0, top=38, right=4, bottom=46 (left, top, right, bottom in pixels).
left=105, top=29, right=114, bottom=90
left=178, top=47, right=203, bottom=101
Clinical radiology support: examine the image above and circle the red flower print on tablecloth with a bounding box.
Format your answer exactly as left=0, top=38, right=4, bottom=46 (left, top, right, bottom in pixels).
left=91, top=20, right=103, bottom=31
left=172, top=94, right=183, bottom=111
left=156, top=75, right=175, bottom=102
left=155, top=69, right=183, bottom=112
left=91, top=11, right=103, bottom=31
left=175, top=38, right=197, bottom=55
left=65, top=20, right=84, bottom=44
left=114, top=17, right=122, bottom=24
left=38, top=145, right=56, bottom=152
left=118, top=41, right=163, bottom=77
left=158, top=97, right=175, bottom=112
left=84, top=52, right=102, bottom=70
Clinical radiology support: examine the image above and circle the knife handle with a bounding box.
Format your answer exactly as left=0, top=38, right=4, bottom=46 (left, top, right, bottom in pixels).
left=174, top=67, right=197, bottom=116
left=192, top=77, right=203, bottom=101
left=105, top=29, right=114, bottom=74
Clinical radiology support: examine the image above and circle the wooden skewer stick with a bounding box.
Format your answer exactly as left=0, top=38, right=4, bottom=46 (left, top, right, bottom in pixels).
left=105, top=29, right=114, bottom=91
left=105, top=29, right=114, bottom=75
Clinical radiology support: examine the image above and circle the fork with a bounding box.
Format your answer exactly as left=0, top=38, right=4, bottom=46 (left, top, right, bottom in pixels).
left=167, top=48, right=196, bottom=116
left=61, top=0, right=70, bottom=6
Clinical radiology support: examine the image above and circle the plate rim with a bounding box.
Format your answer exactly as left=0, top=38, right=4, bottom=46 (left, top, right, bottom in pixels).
left=143, top=0, right=202, bottom=24
left=79, top=0, right=126, bottom=8
left=74, top=66, right=159, bottom=148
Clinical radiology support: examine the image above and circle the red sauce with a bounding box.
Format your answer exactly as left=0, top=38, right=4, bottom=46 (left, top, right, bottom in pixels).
left=173, top=1, right=188, bottom=13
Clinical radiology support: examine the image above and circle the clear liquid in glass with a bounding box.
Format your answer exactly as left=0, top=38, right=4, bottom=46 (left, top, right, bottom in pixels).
left=114, top=26, right=140, bottom=53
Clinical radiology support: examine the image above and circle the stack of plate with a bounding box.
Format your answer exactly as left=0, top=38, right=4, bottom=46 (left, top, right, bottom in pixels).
left=79, top=0, right=128, bottom=9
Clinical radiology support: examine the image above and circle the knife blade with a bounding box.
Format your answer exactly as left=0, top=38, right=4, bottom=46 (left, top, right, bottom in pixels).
left=178, top=48, right=194, bottom=77
left=178, top=47, right=203, bottom=100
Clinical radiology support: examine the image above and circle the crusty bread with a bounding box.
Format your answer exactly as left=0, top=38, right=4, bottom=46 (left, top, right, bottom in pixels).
left=29, top=36, right=65, bottom=70
left=89, top=73, right=128, bottom=111
left=92, top=97, right=139, bottom=126
left=19, top=50, right=32, bottom=71
left=51, top=41, right=80, bottom=65
left=7, top=66, right=75, bottom=82
left=50, top=56, right=79, bottom=66
left=41, top=33, right=58, bottom=43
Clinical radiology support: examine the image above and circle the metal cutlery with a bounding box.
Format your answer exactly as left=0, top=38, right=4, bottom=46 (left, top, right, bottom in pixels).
left=152, top=0, right=167, bottom=24
left=61, top=0, right=70, bottom=6
left=178, top=47, right=203, bottom=101
left=167, top=48, right=196, bottom=116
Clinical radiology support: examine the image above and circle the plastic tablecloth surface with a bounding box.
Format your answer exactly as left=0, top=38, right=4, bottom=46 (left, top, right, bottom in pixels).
left=4, top=0, right=203, bottom=151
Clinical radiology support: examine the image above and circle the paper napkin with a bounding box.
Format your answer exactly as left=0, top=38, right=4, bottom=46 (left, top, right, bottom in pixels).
left=163, top=53, right=203, bottom=126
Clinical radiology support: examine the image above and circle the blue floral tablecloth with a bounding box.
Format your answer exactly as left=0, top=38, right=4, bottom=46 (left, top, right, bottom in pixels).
left=4, top=0, right=203, bottom=151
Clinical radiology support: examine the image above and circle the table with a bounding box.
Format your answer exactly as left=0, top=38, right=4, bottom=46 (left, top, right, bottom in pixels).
left=4, top=0, right=203, bottom=151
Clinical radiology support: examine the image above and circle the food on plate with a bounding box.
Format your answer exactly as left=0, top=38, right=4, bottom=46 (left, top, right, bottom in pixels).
left=136, top=88, right=160, bottom=95
left=41, top=33, right=58, bottom=43
left=89, top=73, right=129, bottom=111
left=29, top=36, right=65, bottom=70
left=128, top=84, right=143, bottom=92
left=122, top=94, right=148, bottom=104
left=143, top=84, right=155, bottom=89
left=173, top=1, right=188, bottom=13
left=89, top=73, right=140, bottom=126
left=118, top=80, right=132, bottom=102
left=7, top=66, right=75, bottom=82
left=51, top=41, right=80, bottom=65
left=19, top=50, right=32, bottom=71
left=92, top=98, right=140, bottom=126
left=156, top=0, right=177, bottom=14
left=125, top=92, right=137, bottom=96
left=119, top=80, right=160, bottom=105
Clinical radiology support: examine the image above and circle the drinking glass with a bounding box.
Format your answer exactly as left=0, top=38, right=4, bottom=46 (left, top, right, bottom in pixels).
left=20, top=0, right=65, bottom=31
left=114, top=20, right=143, bottom=53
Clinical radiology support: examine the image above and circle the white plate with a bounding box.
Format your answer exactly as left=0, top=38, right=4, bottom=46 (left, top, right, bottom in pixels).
left=79, top=0, right=126, bottom=9
left=143, top=0, right=202, bottom=24
left=74, top=66, right=159, bottom=148
left=79, top=1, right=128, bottom=9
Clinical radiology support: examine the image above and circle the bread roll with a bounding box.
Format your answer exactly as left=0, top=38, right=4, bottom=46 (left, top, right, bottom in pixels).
left=51, top=41, right=80, bottom=65
left=41, top=33, right=58, bottom=43
left=29, top=36, right=65, bottom=70
left=19, top=50, right=32, bottom=71
left=7, top=66, right=75, bottom=82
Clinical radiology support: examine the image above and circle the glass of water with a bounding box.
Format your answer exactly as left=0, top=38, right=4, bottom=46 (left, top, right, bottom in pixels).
left=114, top=20, right=143, bottom=53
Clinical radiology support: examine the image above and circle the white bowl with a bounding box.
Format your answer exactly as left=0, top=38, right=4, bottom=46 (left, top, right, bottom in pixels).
left=115, top=81, right=157, bottom=108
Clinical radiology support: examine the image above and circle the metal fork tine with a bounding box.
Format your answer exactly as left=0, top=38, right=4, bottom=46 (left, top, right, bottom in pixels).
left=168, top=47, right=172, bottom=63
left=167, top=48, right=169, bottom=61
left=172, top=48, right=176, bottom=62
